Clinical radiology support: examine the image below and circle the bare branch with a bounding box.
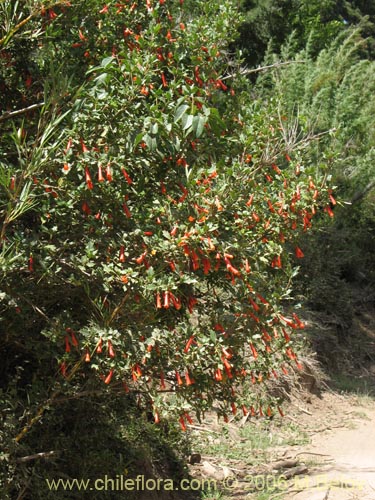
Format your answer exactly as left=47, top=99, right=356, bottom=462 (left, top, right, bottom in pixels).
left=350, top=179, right=375, bottom=204
left=221, top=60, right=306, bottom=81
left=16, top=450, right=61, bottom=463
left=0, top=103, right=44, bottom=123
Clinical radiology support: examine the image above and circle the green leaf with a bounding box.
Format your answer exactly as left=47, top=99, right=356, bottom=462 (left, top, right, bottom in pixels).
left=182, top=114, right=194, bottom=131
left=143, top=134, right=157, bottom=151
left=174, top=104, right=189, bottom=123
left=133, top=132, right=144, bottom=149
left=192, top=115, right=206, bottom=138
left=101, top=56, right=115, bottom=68
left=151, top=122, right=159, bottom=135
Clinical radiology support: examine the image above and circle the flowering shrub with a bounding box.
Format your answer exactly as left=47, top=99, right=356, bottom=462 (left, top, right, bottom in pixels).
left=0, top=0, right=333, bottom=435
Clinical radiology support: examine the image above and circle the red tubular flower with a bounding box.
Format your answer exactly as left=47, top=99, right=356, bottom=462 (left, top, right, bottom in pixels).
left=170, top=226, right=178, bottom=237
left=250, top=343, right=258, bottom=359
left=231, top=402, right=237, bottom=415
left=329, top=192, right=337, bottom=205
left=96, top=338, right=103, bottom=353
left=82, top=201, right=91, bottom=215
left=179, top=416, right=187, bottom=431
left=184, top=412, right=193, bottom=424
left=156, top=292, right=162, bottom=309
left=222, top=347, right=232, bottom=359
left=279, top=315, right=295, bottom=327
left=216, top=79, right=227, bottom=91
left=121, top=168, right=132, bottom=185
left=60, top=361, right=67, bottom=377
left=98, top=165, right=104, bottom=182
left=104, top=369, right=114, bottom=384
left=135, top=364, right=142, bottom=377
left=325, top=205, right=335, bottom=217
left=257, top=294, right=268, bottom=305
left=80, top=138, right=89, bottom=153
left=135, top=251, right=147, bottom=265
left=190, top=250, right=200, bottom=271
left=246, top=194, right=254, bottom=206
left=105, top=164, right=113, bottom=182
left=222, top=358, right=232, bottom=378
left=281, top=365, right=288, bottom=375
left=292, top=313, right=305, bottom=329
left=161, top=72, right=167, bottom=87
left=70, top=331, right=79, bottom=347
left=202, top=258, right=211, bottom=275
left=64, top=138, right=72, bottom=155
left=224, top=256, right=241, bottom=277
left=85, top=167, right=93, bottom=189
left=184, top=335, right=195, bottom=353
left=185, top=370, right=193, bottom=386
left=244, top=259, right=251, bottom=273
left=176, top=371, right=183, bottom=386
left=286, top=347, right=296, bottom=360
left=262, top=330, right=272, bottom=342
left=122, top=202, right=131, bottom=218
left=187, top=296, right=197, bottom=313
left=107, top=340, right=115, bottom=358
left=170, top=293, right=182, bottom=310
left=160, top=372, right=166, bottom=390
left=249, top=298, right=260, bottom=312
left=271, top=255, right=282, bottom=268
left=163, top=291, right=170, bottom=309
left=267, top=200, right=275, bottom=213
left=154, top=411, right=160, bottom=424
left=214, top=368, right=223, bottom=381
left=119, top=245, right=126, bottom=262
left=295, top=246, right=304, bottom=258
left=84, top=349, right=91, bottom=362
left=282, top=328, right=291, bottom=342
left=28, top=254, right=34, bottom=272
left=64, top=335, right=71, bottom=353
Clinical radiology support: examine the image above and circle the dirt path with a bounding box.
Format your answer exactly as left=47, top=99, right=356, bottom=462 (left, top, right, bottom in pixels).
left=288, top=397, right=375, bottom=500
left=189, top=391, right=375, bottom=500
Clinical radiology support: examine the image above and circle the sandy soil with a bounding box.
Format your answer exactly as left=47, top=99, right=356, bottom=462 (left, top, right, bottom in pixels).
left=288, top=396, right=375, bottom=500
left=189, top=391, right=375, bottom=500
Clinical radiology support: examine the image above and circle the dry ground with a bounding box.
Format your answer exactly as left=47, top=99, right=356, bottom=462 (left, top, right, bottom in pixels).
left=187, top=389, right=375, bottom=500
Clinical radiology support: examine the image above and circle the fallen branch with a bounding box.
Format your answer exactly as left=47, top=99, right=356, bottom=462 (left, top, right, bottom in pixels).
left=269, top=488, right=304, bottom=500
left=293, top=404, right=312, bottom=416
left=282, top=464, right=308, bottom=480
left=269, top=459, right=299, bottom=471
left=187, top=424, right=220, bottom=434
left=310, top=424, right=347, bottom=434
left=323, top=487, right=331, bottom=500
left=293, top=452, right=332, bottom=458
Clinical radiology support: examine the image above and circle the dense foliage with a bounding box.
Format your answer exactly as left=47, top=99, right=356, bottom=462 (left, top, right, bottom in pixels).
left=255, top=26, right=375, bottom=337
left=237, top=0, right=375, bottom=67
